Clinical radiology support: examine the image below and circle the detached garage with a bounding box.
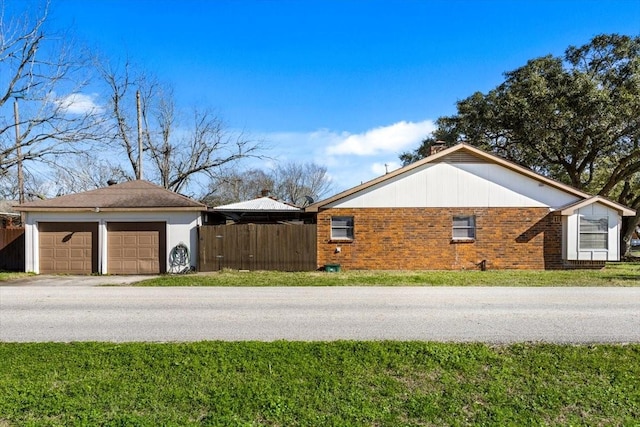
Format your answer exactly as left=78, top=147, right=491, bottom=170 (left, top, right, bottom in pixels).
left=15, top=180, right=206, bottom=275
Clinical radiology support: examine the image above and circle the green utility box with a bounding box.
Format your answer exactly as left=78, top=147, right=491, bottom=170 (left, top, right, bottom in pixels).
left=324, top=264, right=341, bottom=273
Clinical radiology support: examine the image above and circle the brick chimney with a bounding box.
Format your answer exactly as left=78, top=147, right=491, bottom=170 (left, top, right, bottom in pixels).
left=429, top=141, right=447, bottom=156
left=260, top=189, right=270, bottom=197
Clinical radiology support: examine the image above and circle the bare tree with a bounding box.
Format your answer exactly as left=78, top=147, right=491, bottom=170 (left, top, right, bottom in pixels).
left=272, top=162, right=333, bottom=205
left=0, top=1, right=106, bottom=183
left=205, top=161, right=333, bottom=206
left=0, top=167, right=56, bottom=200
left=98, top=59, right=154, bottom=182
left=50, top=154, right=129, bottom=194
left=203, top=168, right=274, bottom=206
left=99, top=60, right=261, bottom=195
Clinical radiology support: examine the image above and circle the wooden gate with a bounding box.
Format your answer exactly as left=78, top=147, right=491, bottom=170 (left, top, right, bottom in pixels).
left=198, top=224, right=317, bottom=271
left=0, top=228, right=25, bottom=271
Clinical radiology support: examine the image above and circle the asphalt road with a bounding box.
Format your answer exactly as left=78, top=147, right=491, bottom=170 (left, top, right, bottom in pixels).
left=1, top=286, right=639, bottom=343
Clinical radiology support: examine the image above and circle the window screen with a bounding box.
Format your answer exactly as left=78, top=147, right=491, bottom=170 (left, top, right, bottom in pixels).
left=453, top=216, right=475, bottom=239
left=331, top=216, right=354, bottom=240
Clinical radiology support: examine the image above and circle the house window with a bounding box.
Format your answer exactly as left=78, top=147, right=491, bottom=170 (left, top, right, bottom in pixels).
left=452, top=215, right=475, bottom=240
left=331, top=216, right=354, bottom=240
left=579, top=217, right=608, bottom=250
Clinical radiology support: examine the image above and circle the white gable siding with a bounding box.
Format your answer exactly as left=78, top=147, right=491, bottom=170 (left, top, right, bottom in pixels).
left=23, top=210, right=201, bottom=274
left=564, top=203, right=621, bottom=261
left=327, top=162, right=581, bottom=209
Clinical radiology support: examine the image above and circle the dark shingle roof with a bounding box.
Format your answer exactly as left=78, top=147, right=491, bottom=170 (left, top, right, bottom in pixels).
left=15, top=180, right=206, bottom=211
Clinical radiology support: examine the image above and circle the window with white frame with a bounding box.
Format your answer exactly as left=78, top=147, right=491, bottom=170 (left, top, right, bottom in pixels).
left=579, top=216, right=608, bottom=250
left=331, top=216, right=354, bottom=240
left=452, top=215, right=475, bottom=240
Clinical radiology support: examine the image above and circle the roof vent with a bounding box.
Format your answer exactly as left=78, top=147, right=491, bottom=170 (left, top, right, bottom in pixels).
left=107, top=179, right=118, bottom=186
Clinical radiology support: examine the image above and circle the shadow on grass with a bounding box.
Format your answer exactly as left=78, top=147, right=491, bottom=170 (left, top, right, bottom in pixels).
left=607, top=275, right=640, bottom=281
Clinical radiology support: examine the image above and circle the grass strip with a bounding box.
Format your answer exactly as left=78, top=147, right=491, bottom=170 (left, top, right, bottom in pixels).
left=134, top=262, right=640, bottom=287
left=0, top=342, right=638, bottom=426
left=0, top=272, right=32, bottom=282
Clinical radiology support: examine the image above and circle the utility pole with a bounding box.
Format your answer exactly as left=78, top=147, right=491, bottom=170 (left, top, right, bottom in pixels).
left=136, top=90, right=143, bottom=180
left=13, top=98, right=24, bottom=204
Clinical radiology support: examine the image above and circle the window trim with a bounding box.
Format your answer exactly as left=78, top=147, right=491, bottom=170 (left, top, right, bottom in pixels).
left=452, top=215, right=476, bottom=241
left=579, top=216, right=608, bottom=251
left=330, top=216, right=354, bottom=241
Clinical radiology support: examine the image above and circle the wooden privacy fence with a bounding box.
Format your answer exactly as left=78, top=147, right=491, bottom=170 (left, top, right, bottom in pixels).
left=198, top=224, right=317, bottom=271
left=0, top=228, right=25, bottom=271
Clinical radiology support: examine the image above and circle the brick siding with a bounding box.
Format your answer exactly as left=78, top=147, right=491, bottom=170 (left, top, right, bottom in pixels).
left=317, top=207, right=567, bottom=270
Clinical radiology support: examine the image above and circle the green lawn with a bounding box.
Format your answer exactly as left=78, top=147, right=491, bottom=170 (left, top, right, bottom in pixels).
left=3, top=263, right=639, bottom=286
left=134, top=262, right=640, bottom=287
left=0, top=342, right=638, bottom=426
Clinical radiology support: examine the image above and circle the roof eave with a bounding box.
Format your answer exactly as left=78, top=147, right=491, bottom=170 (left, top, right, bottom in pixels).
left=560, top=196, right=636, bottom=216
left=15, top=206, right=207, bottom=212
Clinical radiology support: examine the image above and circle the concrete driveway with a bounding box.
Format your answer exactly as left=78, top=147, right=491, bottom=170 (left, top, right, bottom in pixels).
left=1, top=286, right=639, bottom=343
left=1, top=275, right=156, bottom=287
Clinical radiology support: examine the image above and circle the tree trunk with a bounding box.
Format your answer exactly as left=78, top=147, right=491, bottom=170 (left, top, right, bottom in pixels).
left=620, top=213, right=640, bottom=258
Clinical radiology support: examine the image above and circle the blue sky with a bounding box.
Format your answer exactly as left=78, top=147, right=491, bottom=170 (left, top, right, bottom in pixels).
left=36, top=0, right=640, bottom=192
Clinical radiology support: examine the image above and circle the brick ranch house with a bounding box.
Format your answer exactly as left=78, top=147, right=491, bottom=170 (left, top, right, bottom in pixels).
left=306, top=143, right=635, bottom=270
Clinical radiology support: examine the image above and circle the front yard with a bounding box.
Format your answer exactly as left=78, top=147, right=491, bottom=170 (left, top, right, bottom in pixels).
left=134, top=262, right=640, bottom=287
left=2, top=263, right=638, bottom=286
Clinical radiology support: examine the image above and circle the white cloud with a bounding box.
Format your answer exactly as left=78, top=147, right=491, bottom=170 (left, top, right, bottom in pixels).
left=325, top=120, right=435, bottom=156
left=55, top=93, right=104, bottom=115
left=254, top=119, right=435, bottom=193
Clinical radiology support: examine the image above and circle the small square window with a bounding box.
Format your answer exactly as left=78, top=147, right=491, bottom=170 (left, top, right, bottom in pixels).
left=452, top=215, right=475, bottom=240
left=331, top=216, right=354, bottom=240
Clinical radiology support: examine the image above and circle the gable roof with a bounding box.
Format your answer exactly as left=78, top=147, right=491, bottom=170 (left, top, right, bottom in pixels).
left=305, top=143, right=624, bottom=212
left=559, top=196, right=636, bottom=216
left=213, top=196, right=300, bottom=212
left=14, top=180, right=206, bottom=212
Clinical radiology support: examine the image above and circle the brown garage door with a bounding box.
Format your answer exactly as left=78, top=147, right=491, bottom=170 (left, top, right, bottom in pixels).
left=107, top=222, right=166, bottom=274
left=39, top=222, right=98, bottom=274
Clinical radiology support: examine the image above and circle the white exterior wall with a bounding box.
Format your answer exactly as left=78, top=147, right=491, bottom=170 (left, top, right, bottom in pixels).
left=564, top=203, right=621, bottom=261
left=23, top=210, right=201, bottom=274
left=327, top=162, right=581, bottom=209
